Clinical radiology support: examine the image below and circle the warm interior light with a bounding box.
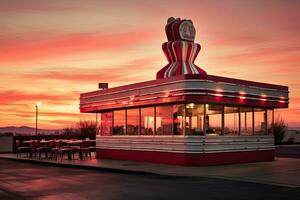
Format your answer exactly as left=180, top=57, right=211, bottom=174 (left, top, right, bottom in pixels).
left=215, top=89, right=223, bottom=97
left=164, top=91, right=170, bottom=98
left=261, top=94, right=267, bottom=101
left=36, top=102, right=41, bottom=107
left=186, top=103, right=195, bottom=109
left=239, top=91, right=246, bottom=100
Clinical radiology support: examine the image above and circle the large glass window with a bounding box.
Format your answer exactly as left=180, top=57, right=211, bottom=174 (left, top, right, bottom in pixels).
left=156, top=105, right=173, bottom=135
left=240, top=107, right=253, bottom=135
left=206, top=104, right=223, bottom=135
left=141, top=107, right=155, bottom=135
left=113, top=110, right=126, bottom=135
left=101, top=112, right=113, bottom=136
left=224, top=106, right=239, bottom=135
left=173, top=104, right=184, bottom=135
left=185, top=104, right=204, bottom=135
left=267, top=109, right=274, bottom=135
left=127, top=108, right=139, bottom=135
left=254, top=108, right=266, bottom=135
left=96, top=113, right=101, bottom=135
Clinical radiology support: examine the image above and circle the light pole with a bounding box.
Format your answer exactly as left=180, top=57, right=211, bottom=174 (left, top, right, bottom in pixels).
left=35, top=102, right=41, bottom=136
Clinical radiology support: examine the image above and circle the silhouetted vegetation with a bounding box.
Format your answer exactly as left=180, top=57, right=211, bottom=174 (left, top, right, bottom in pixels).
left=0, top=132, right=13, bottom=136
left=273, top=117, right=287, bottom=144
left=62, top=126, right=77, bottom=135
left=76, top=120, right=98, bottom=138
left=61, top=120, right=98, bottom=137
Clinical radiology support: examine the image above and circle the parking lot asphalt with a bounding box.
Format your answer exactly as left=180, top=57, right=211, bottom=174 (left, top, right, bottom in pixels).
left=0, top=159, right=299, bottom=200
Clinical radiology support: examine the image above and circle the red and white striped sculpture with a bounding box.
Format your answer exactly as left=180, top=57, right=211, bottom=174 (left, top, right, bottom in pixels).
left=156, top=17, right=207, bottom=79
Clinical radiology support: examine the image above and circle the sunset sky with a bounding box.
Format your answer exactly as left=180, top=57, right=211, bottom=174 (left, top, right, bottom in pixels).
left=0, top=0, right=300, bottom=129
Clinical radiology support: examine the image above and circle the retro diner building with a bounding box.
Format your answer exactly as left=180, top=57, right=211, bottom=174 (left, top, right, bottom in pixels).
left=80, top=17, right=289, bottom=166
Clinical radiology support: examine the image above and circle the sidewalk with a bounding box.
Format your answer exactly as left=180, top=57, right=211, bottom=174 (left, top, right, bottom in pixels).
left=0, top=153, right=299, bottom=188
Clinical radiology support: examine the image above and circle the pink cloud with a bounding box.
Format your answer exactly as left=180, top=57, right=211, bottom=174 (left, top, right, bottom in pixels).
left=23, top=57, right=160, bottom=83
left=0, top=90, right=77, bottom=105
left=0, top=30, right=160, bottom=63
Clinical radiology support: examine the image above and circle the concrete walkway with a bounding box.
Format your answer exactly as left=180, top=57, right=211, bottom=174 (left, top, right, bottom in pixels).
left=0, top=153, right=299, bottom=188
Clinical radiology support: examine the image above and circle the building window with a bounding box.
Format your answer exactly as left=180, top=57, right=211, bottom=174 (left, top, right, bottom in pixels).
left=141, top=107, right=155, bottom=135
left=206, top=104, right=223, bottom=135
left=254, top=108, right=266, bottom=135
left=240, top=107, right=253, bottom=135
left=267, top=109, right=274, bottom=135
left=127, top=108, right=140, bottom=135
left=185, top=103, right=204, bottom=135
left=113, top=110, right=126, bottom=135
left=173, top=104, right=185, bottom=135
left=156, top=105, right=173, bottom=135
left=101, top=112, right=113, bottom=136
left=224, top=106, right=239, bottom=135
left=96, top=113, right=101, bottom=135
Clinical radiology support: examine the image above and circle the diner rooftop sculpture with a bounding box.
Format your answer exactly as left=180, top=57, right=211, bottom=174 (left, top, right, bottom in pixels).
left=156, top=17, right=207, bottom=79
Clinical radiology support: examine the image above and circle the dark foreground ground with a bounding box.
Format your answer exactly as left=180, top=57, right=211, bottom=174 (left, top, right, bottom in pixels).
left=0, top=158, right=299, bottom=200
left=275, top=144, right=300, bottom=158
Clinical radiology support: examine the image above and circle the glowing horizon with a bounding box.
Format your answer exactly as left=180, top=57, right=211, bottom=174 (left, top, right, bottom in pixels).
left=0, top=0, right=299, bottom=129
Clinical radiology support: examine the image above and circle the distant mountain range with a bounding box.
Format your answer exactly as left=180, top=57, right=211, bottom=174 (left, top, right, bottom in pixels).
left=0, top=126, right=60, bottom=135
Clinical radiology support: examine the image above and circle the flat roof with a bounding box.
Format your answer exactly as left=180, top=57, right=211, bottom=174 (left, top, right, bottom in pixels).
left=80, top=74, right=289, bottom=113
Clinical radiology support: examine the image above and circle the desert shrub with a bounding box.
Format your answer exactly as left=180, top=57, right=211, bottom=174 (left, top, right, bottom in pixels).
left=62, top=127, right=77, bottom=135
left=273, top=117, right=287, bottom=144
left=76, top=120, right=98, bottom=138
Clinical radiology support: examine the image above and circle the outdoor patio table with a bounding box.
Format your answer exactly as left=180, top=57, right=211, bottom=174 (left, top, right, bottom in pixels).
left=22, top=140, right=33, bottom=144
left=39, top=140, right=49, bottom=144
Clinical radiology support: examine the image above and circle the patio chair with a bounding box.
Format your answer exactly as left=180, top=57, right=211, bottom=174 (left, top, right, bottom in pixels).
left=69, top=144, right=81, bottom=160
left=16, top=140, right=31, bottom=157
left=81, top=140, right=93, bottom=160
left=88, top=141, right=96, bottom=158
left=37, top=140, right=51, bottom=159
left=30, top=140, right=39, bottom=158
left=48, top=140, right=58, bottom=160
left=57, top=141, right=73, bottom=161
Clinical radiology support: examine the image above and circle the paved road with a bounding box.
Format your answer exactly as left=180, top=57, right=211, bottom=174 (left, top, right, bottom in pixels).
left=0, top=159, right=299, bottom=200
left=275, top=145, right=300, bottom=158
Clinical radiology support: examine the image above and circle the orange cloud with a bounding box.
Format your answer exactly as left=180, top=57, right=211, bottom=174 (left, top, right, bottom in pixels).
left=0, top=90, right=76, bottom=104
left=23, top=57, right=160, bottom=84
left=0, top=30, right=160, bottom=63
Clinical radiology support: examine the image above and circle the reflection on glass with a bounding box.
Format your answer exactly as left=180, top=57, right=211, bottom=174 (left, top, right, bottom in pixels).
left=141, top=107, right=155, bottom=135
left=127, top=108, right=139, bottom=135
left=206, top=104, right=223, bottom=135
left=101, top=112, right=113, bottom=136
left=156, top=105, right=173, bottom=135
left=267, top=109, right=273, bottom=135
left=185, top=104, right=204, bottom=135
left=224, top=106, right=239, bottom=135
left=240, top=107, right=253, bottom=135
left=113, top=110, right=126, bottom=135
left=173, top=104, right=184, bottom=135
left=254, top=108, right=266, bottom=135
left=96, top=113, right=101, bottom=135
